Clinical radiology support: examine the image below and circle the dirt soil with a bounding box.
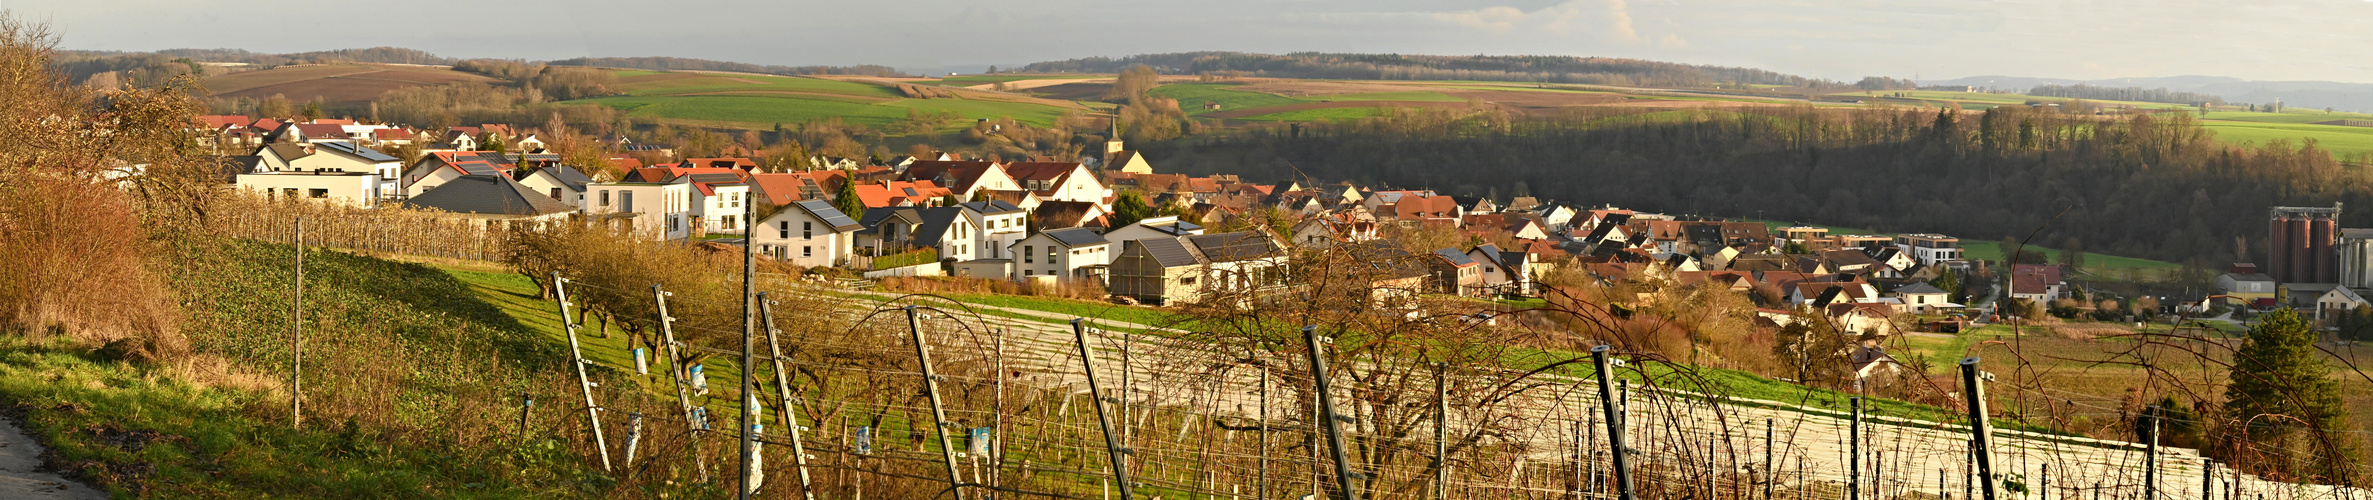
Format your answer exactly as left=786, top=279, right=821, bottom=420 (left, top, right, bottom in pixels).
left=1233, top=80, right=1451, bottom=97
left=0, top=414, right=103, bottom=500
left=1202, top=100, right=1478, bottom=119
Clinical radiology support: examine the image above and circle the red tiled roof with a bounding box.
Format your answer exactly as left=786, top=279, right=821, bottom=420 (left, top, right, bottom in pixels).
left=854, top=180, right=951, bottom=208
left=1391, top=194, right=1459, bottom=221
left=902, top=161, right=1001, bottom=193
left=604, top=154, right=644, bottom=172
left=682, top=157, right=757, bottom=170
left=1003, top=162, right=1082, bottom=182
left=194, top=115, right=249, bottom=129
left=310, top=118, right=355, bottom=125
left=295, top=123, right=346, bottom=138
left=372, top=129, right=413, bottom=140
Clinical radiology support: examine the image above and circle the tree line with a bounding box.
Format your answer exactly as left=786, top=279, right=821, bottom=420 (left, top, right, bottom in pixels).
left=1133, top=104, right=2369, bottom=268
left=1018, top=51, right=1859, bottom=88
left=545, top=56, right=908, bottom=77
left=2029, top=83, right=2230, bottom=107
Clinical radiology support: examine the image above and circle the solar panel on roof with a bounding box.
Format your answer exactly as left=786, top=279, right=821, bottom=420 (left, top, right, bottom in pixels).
left=903, top=188, right=919, bottom=197
left=459, top=163, right=500, bottom=175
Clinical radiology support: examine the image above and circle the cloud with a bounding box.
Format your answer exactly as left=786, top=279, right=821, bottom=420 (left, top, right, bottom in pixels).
left=1606, top=0, right=1639, bottom=42
left=1437, top=5, right=1530, bottom=34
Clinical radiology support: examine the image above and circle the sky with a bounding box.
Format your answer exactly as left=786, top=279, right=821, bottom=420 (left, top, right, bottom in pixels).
left=8, top=0, right=2372, bottom=83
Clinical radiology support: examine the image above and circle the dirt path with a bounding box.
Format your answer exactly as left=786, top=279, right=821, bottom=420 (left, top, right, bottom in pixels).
left=0, top=414, right=103, bottom=500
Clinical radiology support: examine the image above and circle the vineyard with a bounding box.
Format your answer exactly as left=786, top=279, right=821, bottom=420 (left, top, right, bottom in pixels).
left=202, top=199, right=2369, bottom=499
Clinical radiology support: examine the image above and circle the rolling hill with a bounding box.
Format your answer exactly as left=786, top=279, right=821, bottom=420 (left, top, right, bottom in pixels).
left=204, top=63, right=496, bottom=105
left=565, top=69, right=1106, bottom=130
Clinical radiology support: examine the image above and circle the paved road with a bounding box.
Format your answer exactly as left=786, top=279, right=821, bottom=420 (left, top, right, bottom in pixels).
left=0, top=414, right=103, bottom=500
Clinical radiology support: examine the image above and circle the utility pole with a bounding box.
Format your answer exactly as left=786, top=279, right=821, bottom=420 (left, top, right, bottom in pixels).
left=1071, top=319, right=1135, bottom=500
left=291, top=217, right=304, bottom=430
left=1960, top=357, right=1999, bottom=500
left=1591, top=345, right=1635, bottom=500
left=739, top=197, right=757, bottom=500
left=553, top=273, right=612, bottom=471
left=905, top=306, right=967, bottom=500
left=1765, top=418, right=1775, bottom=500
left=1301, top=325, right=1361, bottom=500
left=757, top=294, right=816, bottom=499
left=653, top=285, right=709, bottom=482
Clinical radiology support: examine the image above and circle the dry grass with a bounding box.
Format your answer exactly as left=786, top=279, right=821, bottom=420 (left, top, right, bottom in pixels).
left=876, top=275, right=1109, bottom=301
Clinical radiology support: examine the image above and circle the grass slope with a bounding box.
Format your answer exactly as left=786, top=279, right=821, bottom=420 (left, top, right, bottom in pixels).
left=1149, top=83, right=1309, bottom=116
left=205, top=64, right=496, bottom=105
left=578, top=70, right=1084, bottom=131
left=0, top=240, right=601, bottom=498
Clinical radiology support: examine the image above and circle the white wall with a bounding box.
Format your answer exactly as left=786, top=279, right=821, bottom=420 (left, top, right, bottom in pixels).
left=236, top=172, right=379, bottom=207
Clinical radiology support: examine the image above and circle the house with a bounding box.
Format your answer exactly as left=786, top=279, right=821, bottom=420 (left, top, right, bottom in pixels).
left=901, top=161, right=1018, bottom=200
left=958, top=201, right=1029, bottom=260
left=1890, top=283, right=1955, bottom=314
left=402, top=151, right=511, bottom=197
left=1360, top=190, right=1435, bottom=213
left=1430, top=248, right=1487, bottom=297
left=857, top=206, right=979, bottom=262
left=256, top=142, right=404, bottom=197
left=1104, top=150, right=1154, bottom=174
left=1388, top=194, right=1462, bottom=227
left=1003, top=162, right=1110, bottom=207
left=1102, top=216, right=1206, bottom=247
left=512, top=165, right=593, bottom=208
left=1289, top=218, right=1378, bottom=248
left=1892, top=234, right=1963, bottom=266
left=1031, top=201, right=1109, bottom=231
left=1820, top=249, right=1879, bottom=275
left=1010, top=227, right=1112, bottom=282
left=2009, top=264, right=2068, bottom=303
left=1826, top=302, right=1901, bottom=337
left=1107, top=232, right=1287, bottom=305
left=746, top=171, right=843, bottom=205
left=583, top=179, right=697, bottom=240
left=851, top=180, right=955, bottom=208
left=235, top=171, right=383, bottom=206
left=2316, top=286, right=2371, bottom=320
left=686, top=173, right=753, bottom=234
left=400, top=174, right=575, bottom=224
left=751, top=200, right=864, bottom=268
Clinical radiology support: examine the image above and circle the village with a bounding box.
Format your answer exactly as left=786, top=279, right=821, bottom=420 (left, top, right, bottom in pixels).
left=192, top=113, right=2373, bottom=350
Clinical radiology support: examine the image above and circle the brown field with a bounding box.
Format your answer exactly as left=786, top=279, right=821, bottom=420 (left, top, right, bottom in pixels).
left=1026, top=82, right=1112, bottom=100
left=1233, top=80, right=1447, bottom=97
left=674, top=91, right=894, bottom=103
left=207, top=64, right=494, bottom=105
left=1441, top=89, right=1624, bottom=108
left=1202, top=100, right=1478, bottom=119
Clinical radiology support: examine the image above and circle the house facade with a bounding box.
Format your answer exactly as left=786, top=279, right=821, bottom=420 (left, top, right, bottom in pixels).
left=1010, top=227, right=1111, bottom=282
left=752, top=200, right=864, bottom=268
left=583, top=180, right=696, bottom=240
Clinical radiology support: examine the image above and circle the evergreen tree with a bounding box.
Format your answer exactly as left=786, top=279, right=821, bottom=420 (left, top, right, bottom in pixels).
left=830, top=177, right=864, bottom=220
left=2223, top=308, right=2354, bottom=479
left=1109, top=192, right=1157, bottom=228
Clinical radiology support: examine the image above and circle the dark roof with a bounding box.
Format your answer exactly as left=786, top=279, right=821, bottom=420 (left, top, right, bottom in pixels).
left=1041, top=227, right=1109, bottom=248
left=1435, top=248, right=1478, bottom=267
left=1149, top=219, right=1204, bottom=236
left=1472, top=244, right=1505, bottom=268
left=264, top=143, right=312, bottom=161
left=959, top=200, right=1025, bottom=215
left=1185, top=232, right=1277, bottom=262
left=1893, top=283, right=1948, bottom=295
left=315, top=141, right=399, bottom=162
left=1133, top=237, right=1203, bottom=268
left=401, top=174, right=573, bottom=216
left=794, top=200, right=864, bottom=232
left=911, top=207, right=966, bottom=246
left=213, top=155, right=263, bottom=182
left=687, top=173, right=745, bottom=184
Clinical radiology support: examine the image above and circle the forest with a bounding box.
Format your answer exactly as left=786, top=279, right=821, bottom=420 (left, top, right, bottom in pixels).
left=1018, top=51, right=1839, bottom=88
left=1136, top=105, right=2366, bottom=268
left=2030, top=83, right=2230, bottom=106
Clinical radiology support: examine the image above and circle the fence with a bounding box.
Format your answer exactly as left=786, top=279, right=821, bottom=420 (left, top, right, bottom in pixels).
left=542, top=272, right=2363, bottom=500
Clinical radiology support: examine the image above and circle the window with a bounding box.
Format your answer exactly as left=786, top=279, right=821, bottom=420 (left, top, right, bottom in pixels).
left=778, top=221, right=790, bottom=239
left=1023, top=246, right=1034, bottom=263
left=621, top=191, right=635, bottom=212
left=803, top=222, right=813, bottom=239
left=550, top=187, right=562, bottom=200
left=307, top=189, right=329, bottom=198
left=1046, top=247, right=1056, bottom=263
left=601, top=191, right=612, bottom=207
left=668, top=215, right=679, bottom=232
left=802, top=246, right=813, bottom=257
left=1024, top=270, right=1034, bottom=276
left=1181, top=276, right=1197, bottom=285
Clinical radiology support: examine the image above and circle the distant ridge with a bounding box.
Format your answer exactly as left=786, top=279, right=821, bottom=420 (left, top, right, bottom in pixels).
left=1926, top=74, right=2373, bottom=112
left=545, top=56, right=910, bottom=78
left=1017, top=51, right=1834, bottom=88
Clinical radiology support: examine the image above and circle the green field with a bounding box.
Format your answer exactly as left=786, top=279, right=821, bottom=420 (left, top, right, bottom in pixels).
left=2201, top=109, right=2373, bottom=124
left=1148, top=83, right=1310, bottom=116
left=1317, top=91, right=1466, bottom=102
left=2199, top=120, right=2373, bottom=157
left=936, top=74, right=1106, bottom=86
left=1841, top=90, right=2194, bottom=111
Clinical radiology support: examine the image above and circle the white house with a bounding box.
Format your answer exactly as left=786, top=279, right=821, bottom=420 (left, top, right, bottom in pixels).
left=583, top=179, right=696, bottom=240
left=1010, top=227, right=1112, bottom=282
left=958, top=201, right=1029, bottom=260
left=686, top=173, right=753, bottom=235
left=236, top=171, right=382, bottom=207
left=857, top=207, right=979, bottom=262
left=256, top=142, right=403, bottom=198
left=513, top=165, right=593, bottom=208
left=1890, top=283, right=1955, bottom=314
left=1004, top=162, right=1111, bottom=209
left=752, top=200, right=864, bottom=268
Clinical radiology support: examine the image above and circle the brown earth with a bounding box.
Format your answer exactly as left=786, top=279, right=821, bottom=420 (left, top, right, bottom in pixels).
left=208, top=64, right=495, bottom=105
left=673, top=91, right=894, bottom=103
left=1233, top=80, right=1452, bottom=97
left=1203, top=100, right=1478, bottom=119
left=1441, top=89, right=1624, bottom=108
left=1027, top=82, right=1112, bottom=101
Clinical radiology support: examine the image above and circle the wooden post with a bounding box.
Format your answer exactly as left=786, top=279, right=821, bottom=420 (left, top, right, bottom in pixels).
left=653, top=285, right=709, bottom=482
left=905, top=307, right=967, bottom=500
left=757, top=294, right=816, bottom=499
left=291, top=217, right=305, bottom=430
left=553, top=273, right=613, bottom=471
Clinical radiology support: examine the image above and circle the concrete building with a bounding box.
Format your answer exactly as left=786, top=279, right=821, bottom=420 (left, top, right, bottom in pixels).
left=1892, top=233, right=1963, bottom=266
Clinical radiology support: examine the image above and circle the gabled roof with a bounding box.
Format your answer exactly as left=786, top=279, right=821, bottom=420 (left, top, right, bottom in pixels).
left=1003, top=162, right=1082, bottom=182
left=1133, top=237, right=1204, bottom=268
left=314, top=141, right=400, bottom=163
left=515, top=165, right=593, bottom=192
left=902, top=161, right=1002, bottom=193
left=402, top=174, right=573, bottom=216
left=1471, top=244, right=1505, bottom=269
left=791, top=199, right=864, bottom=232
left=1434, top=248, right=1479, bottom=267
left=1893, top=283, right=1948, bottom=295
left=959, top=200, right=1025, bottom=215
left=854, top=180, right=952, bottom=208
left=263, top=143, right=313, bottom=162
left=1040, top=227, right=1109, bottom=248
left=681, top=157, right=757, bottom=170
left=294, top=123, right=347, bottom=139
left=1185, top=232, right=1278, bottom=262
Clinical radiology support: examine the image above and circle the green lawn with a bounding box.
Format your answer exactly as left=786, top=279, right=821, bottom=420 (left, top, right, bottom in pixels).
left=1148, top=83, right=1309, bottom=116
left=2200, top=120, right=2373, bottom=158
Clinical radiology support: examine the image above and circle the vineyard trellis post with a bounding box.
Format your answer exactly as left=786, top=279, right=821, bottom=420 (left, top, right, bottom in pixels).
left=2145, top=405, right=2160, bottom=500
left=756, top=293, right=816, bottom=499
left=1302, top=325, right=1361, bottom=500
left=903, top=306, right=967, bottom=500
left=1961, top=357, right=1999, bottom=500
left=738, top=200, right=757, bottom=500
left=1591, top=345, right=1635, bottom=500
left=2200, top=459, right=2212, bottom=500
left=626, top=412, right=643, bottom=466
left=1259, top=364, right=1271, bottom=500
left=991, top=327, right=1007, bottom=494
left=518, top=393, right=532, bottom=441
left=291, top=216, right=304, bottom=430
left=1764, top=418, right=1775, bottom=500
left=1851, top=396, right=1862, bottom=500
left=554, top=273, right=613, bottom=472
left=653, top=285, right=710, bottom=483
left=1070, top=318, right=1136, bottom=500
left=1434, top=362, right=1448, bottom=500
